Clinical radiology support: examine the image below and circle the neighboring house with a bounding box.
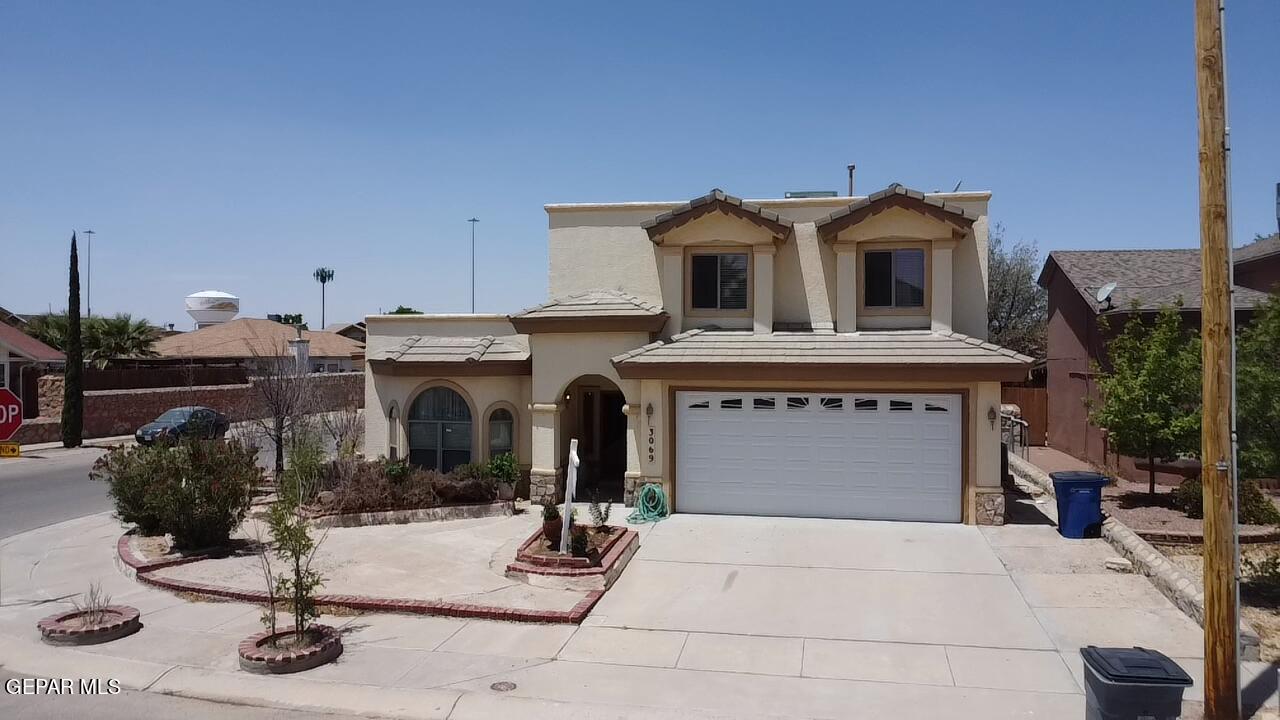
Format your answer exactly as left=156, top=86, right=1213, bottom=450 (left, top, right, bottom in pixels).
left=0, top=305, right=29, bottom=329
left=1037, top=240, right=1280, bottom=483
left=366, top=184, right=1032, bottom=525
left=0, top=322, right=64, bottom=417
left=325, top=321, right=367, bottom=345
left=150, top=317, right=364, bottom=372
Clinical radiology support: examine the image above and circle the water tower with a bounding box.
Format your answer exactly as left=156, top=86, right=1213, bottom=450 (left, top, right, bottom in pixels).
left=185, top=290, right=240, bottom=329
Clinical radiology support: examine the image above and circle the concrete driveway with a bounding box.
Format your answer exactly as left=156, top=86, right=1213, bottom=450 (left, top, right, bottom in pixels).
left=559, top=513, right=1274, bottom=715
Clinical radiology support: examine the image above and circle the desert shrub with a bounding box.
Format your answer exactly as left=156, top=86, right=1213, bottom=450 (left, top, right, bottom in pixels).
left=278, top=431, right=326, bottom=507
left=90, top=444, right=178, bottom=534
left=431, top=472, right=496, bottom=505
left=151, top=439, right=260, bottom=549
left=569, top=525, right=589, bottom=558
left=1243, top=552, right=1280, bottom=606
left=1173, top=476, right=1280, bottom=525
left=318, top=459, right=439, bottom=514
left=588, top=491, right=612, bottom=529
left=93, top=439, right=258, bottom=548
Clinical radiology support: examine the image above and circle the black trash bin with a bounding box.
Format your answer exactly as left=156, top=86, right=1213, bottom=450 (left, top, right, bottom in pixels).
left=1080, top=646, right=1192, bottom=720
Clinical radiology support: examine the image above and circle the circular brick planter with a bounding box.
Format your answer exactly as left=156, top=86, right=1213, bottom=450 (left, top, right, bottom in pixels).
left=37, top=605, right=141, bottom=646
left=238, top=625, right=343, bottom=674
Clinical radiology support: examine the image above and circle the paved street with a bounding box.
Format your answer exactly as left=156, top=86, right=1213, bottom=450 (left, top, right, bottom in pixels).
left=0, top=447, right=110, bottom=539
left=0, top=669, right=363, bottom=720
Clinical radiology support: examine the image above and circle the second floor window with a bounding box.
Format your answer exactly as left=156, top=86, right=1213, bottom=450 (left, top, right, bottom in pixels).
left=691, top=253, right=748, bottom=310
left=864, top=248, right=925, bottom=308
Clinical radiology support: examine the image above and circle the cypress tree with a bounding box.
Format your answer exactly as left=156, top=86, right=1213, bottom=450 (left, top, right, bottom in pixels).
left=62, top=232, right=83, bottom=447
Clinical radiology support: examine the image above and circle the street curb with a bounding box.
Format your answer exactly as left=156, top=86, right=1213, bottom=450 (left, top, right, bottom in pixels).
left=118, top=530, right=606, bottom=624
left=1008, top=452, right=1262, bottom=661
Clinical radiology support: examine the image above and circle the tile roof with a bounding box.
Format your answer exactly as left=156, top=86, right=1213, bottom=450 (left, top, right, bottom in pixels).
left=1236, top=233, right=1280, bottom=264
left=641, top=188, right=793, bottom=240
left=512, top=290, right=665, bottom=320
left=0, top=322, right=64, bottom=362
left=1041, top=249, right=1272, bottom=313
left=816, top=183, right=978, bottom=238
left=612, top=328, right=1033, bottom=368
left=369, top=335, right=530, bottom=364
left=151, top=318, right=364, bottom=360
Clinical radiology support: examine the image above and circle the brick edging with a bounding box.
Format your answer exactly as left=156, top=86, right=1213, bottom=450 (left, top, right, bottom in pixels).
left=1008, top=452, right=1262, bottom=661
left=117, top=531, right=603, bottom=624
left=37, top=605, right=142, bottom=645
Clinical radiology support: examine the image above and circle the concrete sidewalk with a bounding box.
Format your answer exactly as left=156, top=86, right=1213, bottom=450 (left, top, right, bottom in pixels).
left=2, top=511, right=1276, bottom=718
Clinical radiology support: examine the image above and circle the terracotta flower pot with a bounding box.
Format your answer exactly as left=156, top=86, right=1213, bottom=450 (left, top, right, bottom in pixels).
left=543, top=518, right=563, bottom=550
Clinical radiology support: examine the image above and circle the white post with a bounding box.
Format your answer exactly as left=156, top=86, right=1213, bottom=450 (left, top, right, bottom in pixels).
left=560, top=438, right=579, bottom=554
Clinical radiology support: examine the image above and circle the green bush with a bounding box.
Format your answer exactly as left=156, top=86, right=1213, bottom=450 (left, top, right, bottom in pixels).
left=92, top=439, right=259, bottom=548
left=569, top=525, right=589, bottom=558
left=487, top=453, right=519, bottom=485
left=90, top=444, right=177, bottom=535
left=1173, top=476, right=1280, bottom=525
left=279, top=432, right=325, bottom=507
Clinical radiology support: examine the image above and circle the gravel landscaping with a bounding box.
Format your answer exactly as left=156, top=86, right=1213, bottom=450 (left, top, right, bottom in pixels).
left=1160, top=541, right=1280, bottom=662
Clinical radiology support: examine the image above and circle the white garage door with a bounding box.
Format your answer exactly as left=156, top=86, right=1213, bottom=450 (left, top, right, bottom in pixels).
left=675, top=391, right=962, bottom=522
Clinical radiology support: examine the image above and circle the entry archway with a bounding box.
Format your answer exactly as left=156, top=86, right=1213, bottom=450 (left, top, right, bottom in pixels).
left=560, top=374, right=627, bottom=502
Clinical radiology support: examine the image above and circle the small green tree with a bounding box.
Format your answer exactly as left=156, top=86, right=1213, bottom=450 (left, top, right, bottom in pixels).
left=62, top=233, right=83, bottom=448
left=1089, top=303, right=1202, bottom=495
left=266, top=424, right=327, bottom=645
left=388, top=305, right=423, bottom=315
left=1238, top=293, right=1280, bottom=480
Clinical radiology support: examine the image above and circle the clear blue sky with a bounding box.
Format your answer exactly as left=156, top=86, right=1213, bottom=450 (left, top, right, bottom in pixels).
left=2, top=1, right=1276, bottom=329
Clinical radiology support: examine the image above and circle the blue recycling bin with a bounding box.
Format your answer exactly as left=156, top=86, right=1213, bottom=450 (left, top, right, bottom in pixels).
left=1051, top=470, right=1108, bottom=538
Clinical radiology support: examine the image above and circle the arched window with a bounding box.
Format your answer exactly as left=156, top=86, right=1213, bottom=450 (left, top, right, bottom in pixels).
left=387, top=405, right=400, bottom=461
left=488, top=408, right=514, bottom=459
left=408, top=387, right=472, bottom=472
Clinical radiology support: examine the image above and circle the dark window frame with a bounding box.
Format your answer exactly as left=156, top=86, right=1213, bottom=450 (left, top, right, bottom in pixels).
left=689, top=252, right=750, bottom=312
left=864, top=248, right=926, bottom=309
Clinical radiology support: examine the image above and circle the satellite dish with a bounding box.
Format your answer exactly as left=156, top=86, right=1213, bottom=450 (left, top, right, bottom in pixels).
left=1096, top=282, right=1117, bottom=306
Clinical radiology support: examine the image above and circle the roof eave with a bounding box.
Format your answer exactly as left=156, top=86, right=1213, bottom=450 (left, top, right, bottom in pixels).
left=368, top=358, right=531, bottom=377
left=510, top=314, right=668, bottom=335
left=612, top=360, right=1030, bottom=383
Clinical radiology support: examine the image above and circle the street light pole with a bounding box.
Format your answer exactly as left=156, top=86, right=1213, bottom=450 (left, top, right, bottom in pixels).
left=468, top=218, right=479, bottom=313
left=82, top=229, right=95, bottom=317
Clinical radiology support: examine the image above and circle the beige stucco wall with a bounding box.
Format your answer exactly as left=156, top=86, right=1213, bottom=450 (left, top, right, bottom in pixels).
left=634, top=377, right=1006, bottom=524
left=363, top=314, right=533, bottom=465
left=546, top=192, right=990, bottom=339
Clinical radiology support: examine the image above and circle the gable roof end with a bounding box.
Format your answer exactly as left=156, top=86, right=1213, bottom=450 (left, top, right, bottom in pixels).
left=816, top=183, right=977, bottom=241
left=642, top=188, right=793, bottom=243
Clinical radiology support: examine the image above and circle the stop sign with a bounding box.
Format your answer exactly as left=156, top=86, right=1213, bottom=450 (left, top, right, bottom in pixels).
left=0, top=388, right=22, bottom=442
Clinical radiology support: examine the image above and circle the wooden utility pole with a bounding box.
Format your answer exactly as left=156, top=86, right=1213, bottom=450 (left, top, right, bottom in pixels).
left=1196, top=0, right=1239, bottom=718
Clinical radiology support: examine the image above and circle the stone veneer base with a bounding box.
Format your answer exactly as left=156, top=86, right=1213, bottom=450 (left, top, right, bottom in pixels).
left=117, top=531, right=605, bottom=624
left=306, top=501, right=512, bottom=529
left=1008, top=452, right=1262, bottom=661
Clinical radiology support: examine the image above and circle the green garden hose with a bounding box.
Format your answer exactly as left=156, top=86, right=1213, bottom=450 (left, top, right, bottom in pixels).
left=626, top=484, right=669, bottom=524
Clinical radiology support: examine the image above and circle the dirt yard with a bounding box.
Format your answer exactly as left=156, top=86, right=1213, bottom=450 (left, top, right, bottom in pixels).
left=1160, top=541, right=1280, bottom=662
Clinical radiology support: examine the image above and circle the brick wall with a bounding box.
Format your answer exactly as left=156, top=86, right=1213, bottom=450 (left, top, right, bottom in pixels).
left=13, top=373, right=362, bottom=445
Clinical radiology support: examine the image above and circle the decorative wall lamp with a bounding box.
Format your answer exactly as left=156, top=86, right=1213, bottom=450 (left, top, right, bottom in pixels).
left=988, top=406, right=998, bottom=430
left=645, top=403, right=654, bottom=421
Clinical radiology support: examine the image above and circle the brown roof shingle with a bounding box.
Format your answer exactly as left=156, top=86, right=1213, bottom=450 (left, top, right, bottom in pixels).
left=369, top=334, right=529, bottom=364
left=1040, top=249, right=1271, bottom=313
left=0, top=323, right=64, bottom=362
left=642, top=189, right=793, bottom=241
left=612, top=329, right=1032, bottom=381
left=816, top=184, right=978, bottom=240
left=152, top=318, right=363, bottom=360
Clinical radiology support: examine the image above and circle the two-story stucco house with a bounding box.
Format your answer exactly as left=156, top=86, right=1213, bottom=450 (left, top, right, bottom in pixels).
left=364, top=184, right=1032, bottom=525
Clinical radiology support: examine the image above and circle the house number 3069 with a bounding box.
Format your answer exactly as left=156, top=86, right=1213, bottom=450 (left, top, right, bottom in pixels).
left=647, top=427, right=656, bottom=464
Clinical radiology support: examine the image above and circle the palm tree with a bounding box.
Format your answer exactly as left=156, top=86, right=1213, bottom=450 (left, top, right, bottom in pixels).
left=84, top=314, right=161, bottom=369
left=313, top=267, right=335, bottom=328
left=24, top=312, right=71, bottom=351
